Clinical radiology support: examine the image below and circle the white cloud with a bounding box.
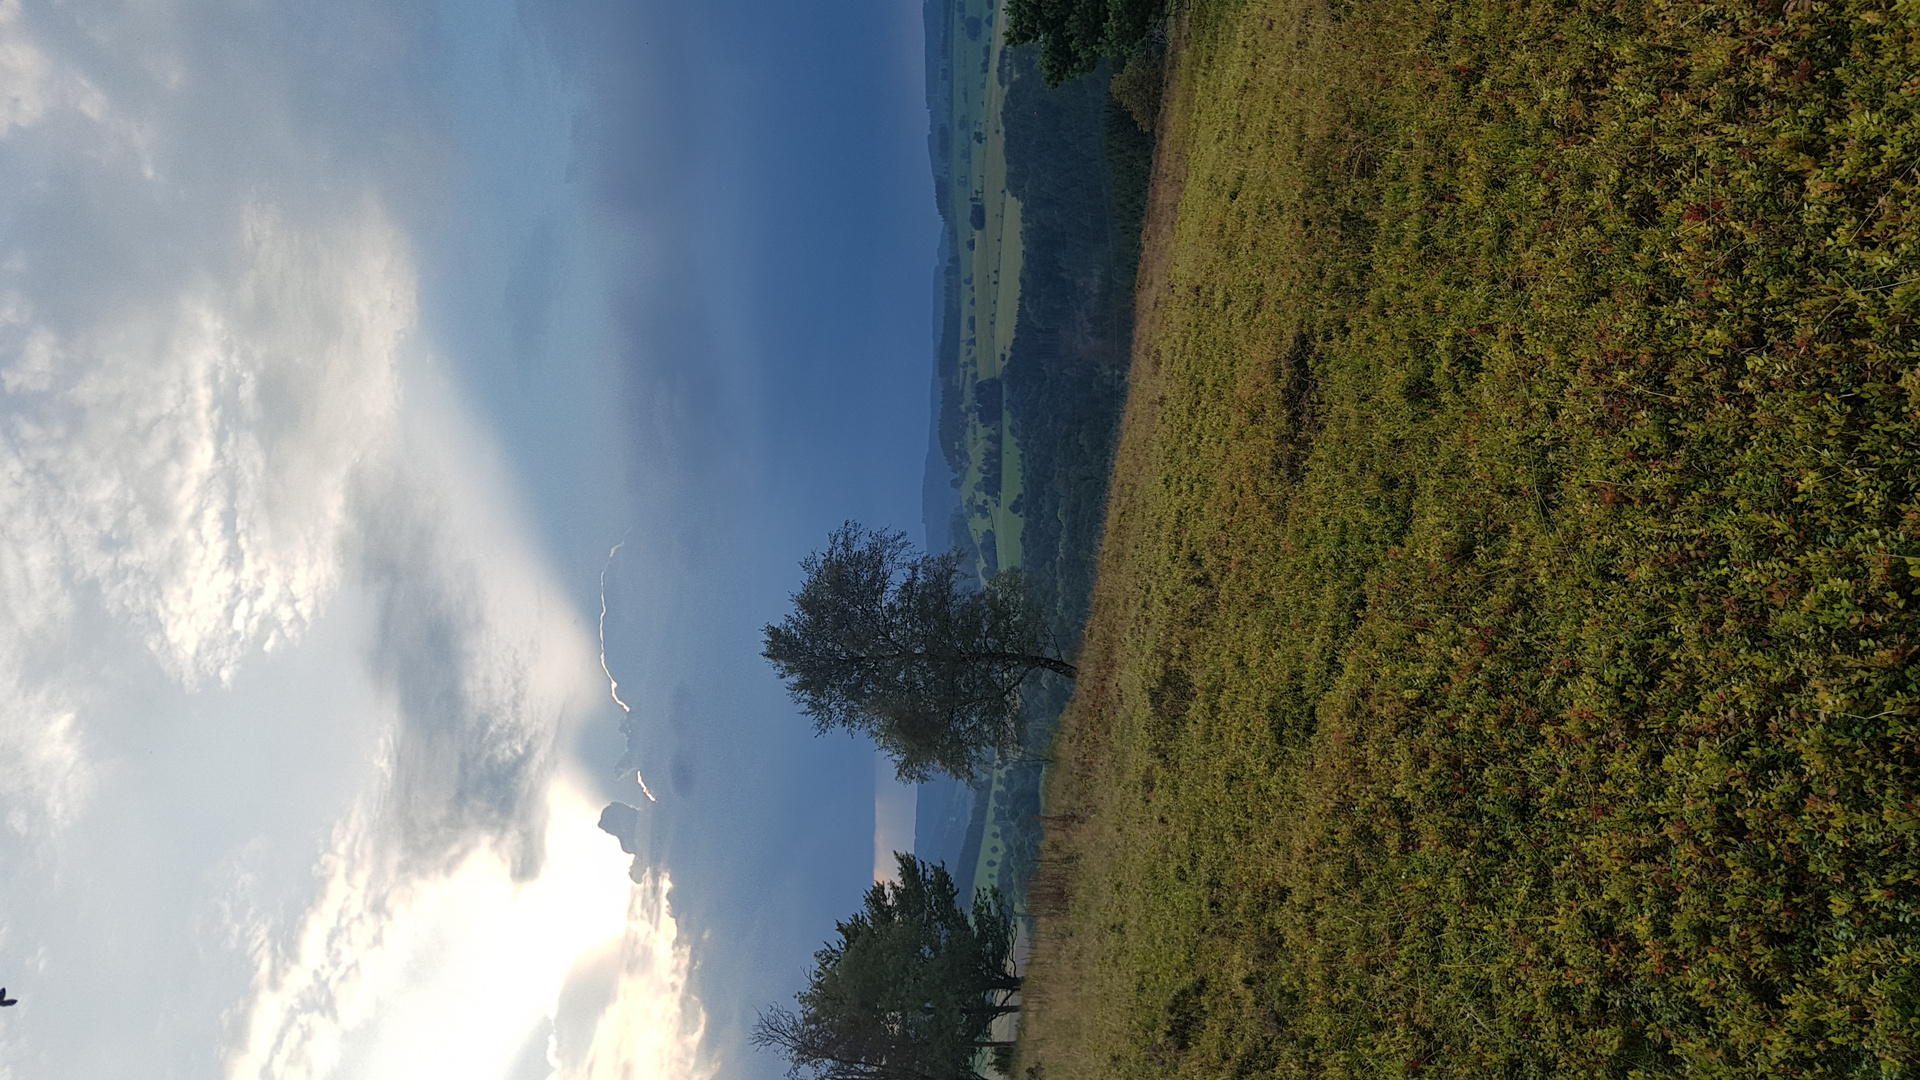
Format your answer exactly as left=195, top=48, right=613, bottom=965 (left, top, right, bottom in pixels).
left=0, top=4, right=707, bottom=1077
left=224, top=776, right=711, bottom=1080
left=219, top=378, right=710, bottom=1078
left=0, top=203, right=408, bottom=838
left=32, top=204, right=407, bottom=683
left=0, top=0, right=52, bottom=135
left=0, top=0, right=139, bottom=159
left=0, top=679, right=86, bottom=835
left=567, top=869, right=714, bottom=1080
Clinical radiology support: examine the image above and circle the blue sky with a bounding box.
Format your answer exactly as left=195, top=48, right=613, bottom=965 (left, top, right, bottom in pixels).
left=0, top=1, right=938, bottom=1076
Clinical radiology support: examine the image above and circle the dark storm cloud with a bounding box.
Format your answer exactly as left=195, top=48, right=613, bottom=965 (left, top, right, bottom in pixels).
left=521, top=4, right=943, bottom=1077
left=529, top=0, right=733, bottom=472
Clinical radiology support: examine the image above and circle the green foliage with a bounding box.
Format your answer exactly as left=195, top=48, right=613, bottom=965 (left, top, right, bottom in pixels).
left=755, top=856, right=1021, bottom=1080
left=945, top=46, right=1154, bottom=904
left=1021, top=0, right=1920, bottom=1076
left=1108, top=52, right=1165, bottom=133
left=1000, top=45, right=1146, bottom=656
left=1006, top=0, right=1166, bottom=85
left=764, top=524, right=1076, bottom=783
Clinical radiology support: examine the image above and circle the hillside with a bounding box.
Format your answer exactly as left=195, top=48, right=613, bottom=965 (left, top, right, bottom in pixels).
left=919, top=0, right=1153, bottom=914
left=1020, top=0, right=1920, bottom=1076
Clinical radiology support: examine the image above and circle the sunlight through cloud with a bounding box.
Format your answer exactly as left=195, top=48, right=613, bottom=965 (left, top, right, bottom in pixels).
left=224, top=777, right=708, bottom=1080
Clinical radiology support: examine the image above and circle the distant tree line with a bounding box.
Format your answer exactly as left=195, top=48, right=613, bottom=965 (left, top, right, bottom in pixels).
left=757, top=13, right=1169, bottom=1080
left=997, top=44, right=1150, bottom=657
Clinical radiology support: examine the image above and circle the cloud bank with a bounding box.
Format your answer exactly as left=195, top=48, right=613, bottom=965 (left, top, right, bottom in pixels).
left=225, top=779, right=710, bottom=1080
left=0, top=199, right=410, bottom=837
left=0, top=1, right=708, bottom=1074
left=0, top=0, right=413, bottom=844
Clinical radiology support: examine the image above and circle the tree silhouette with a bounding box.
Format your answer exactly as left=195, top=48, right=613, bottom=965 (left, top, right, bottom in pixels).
left=764, top=524, right=1074, bottom=783
left=753, top=856, right=1021, bottom=1080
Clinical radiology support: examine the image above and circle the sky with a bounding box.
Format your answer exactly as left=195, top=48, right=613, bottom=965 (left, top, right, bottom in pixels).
left=0, top=0, right=938, bottom=1076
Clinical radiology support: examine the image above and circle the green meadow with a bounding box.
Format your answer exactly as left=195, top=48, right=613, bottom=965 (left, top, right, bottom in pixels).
left=928, top=0, right=1152, bottom=913
left=1020, top=0, right=1920, bottom=1076
left=934, top=0, right=1031, bottom=907
left=939, top=0, right=1030, bottom=581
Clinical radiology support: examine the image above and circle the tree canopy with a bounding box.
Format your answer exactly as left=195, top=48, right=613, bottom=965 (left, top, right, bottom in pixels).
left=1004, top=0, right=1162, bottom=85
left=753, top=855, right=1020, bottom=1080
left=763, top=524, right=1075, bottom=783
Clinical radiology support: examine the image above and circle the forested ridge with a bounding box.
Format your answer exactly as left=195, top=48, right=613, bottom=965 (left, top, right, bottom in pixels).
left=923, top=17, right=1155, bottom=919
left=932, top=46, right=1151, bottom=649
left=1000, top=47, right=1152, bottom=654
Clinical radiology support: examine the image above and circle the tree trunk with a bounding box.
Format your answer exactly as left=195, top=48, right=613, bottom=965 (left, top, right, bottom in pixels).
left=1026, top=655, right=1078, bottom=678
left=937, top=652, right=1077, bottom=678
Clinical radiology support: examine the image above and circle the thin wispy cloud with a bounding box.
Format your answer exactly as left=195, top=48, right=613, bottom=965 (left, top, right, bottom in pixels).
left=599, top=537, right=657, bottom=803
left=602, top=539, right=635, bottom=715
left=0, top=0, right=53, bottom=135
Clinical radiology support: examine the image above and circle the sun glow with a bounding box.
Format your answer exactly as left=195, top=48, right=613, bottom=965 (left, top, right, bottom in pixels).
left=224, top=775, right=706, bottom=1080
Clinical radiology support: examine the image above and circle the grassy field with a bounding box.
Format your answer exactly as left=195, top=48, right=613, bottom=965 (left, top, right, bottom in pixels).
left=958, top=0, right=1030, bottom=579
left=1018, top=0, right=1920, bottom=1075
left=933, top=0, right=1028, bottom=581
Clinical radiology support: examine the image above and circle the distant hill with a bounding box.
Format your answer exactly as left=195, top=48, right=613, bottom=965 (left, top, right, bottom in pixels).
left=916, top=0, right=1152, bottom=910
